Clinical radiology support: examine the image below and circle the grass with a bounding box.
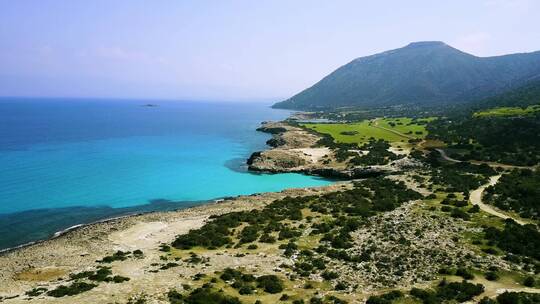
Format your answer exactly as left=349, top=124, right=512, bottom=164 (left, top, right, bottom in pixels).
left=376, top=117, right=435, bottom=139
left=473, top=105, right=540, bottom=117
left=302, top=117, right=433, bottom=146
left=303, top=120, right=404, bottom=145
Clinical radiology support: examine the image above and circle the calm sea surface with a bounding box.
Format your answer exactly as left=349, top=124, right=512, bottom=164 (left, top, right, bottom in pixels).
left=0, top=98, right=332, bottom=250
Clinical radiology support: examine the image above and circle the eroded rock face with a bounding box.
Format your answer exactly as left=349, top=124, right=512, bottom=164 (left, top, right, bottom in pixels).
left=248, top=150, right=307, bottom=171
left=256, top=121, right=319, bottom=149
left=249, top=121, right=326, bottom=173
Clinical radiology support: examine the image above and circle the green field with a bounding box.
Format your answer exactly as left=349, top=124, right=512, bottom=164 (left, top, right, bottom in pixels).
left=473, top=105, right=540, bottom=117
left=302, top=117, right=432, bottom=146
left=376, top=117, right=434, bottom=136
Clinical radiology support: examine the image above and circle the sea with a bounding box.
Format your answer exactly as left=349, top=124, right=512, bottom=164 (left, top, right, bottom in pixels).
left=0, top=98, right=332, bottom=251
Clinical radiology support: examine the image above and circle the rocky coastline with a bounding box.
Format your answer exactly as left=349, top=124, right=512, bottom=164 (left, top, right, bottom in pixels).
left=0, top=183, right=351, bottom=303
left=247, top=120, right=414, bottom=179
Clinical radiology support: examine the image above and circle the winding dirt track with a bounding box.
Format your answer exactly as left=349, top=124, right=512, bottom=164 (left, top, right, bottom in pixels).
left=468, top=174, right=528, bottom=225
left=370, top=119, right=534, bottom=226
left=434, top=148, right=534, bottom=170
left=435, top=148, right=461, bottom=163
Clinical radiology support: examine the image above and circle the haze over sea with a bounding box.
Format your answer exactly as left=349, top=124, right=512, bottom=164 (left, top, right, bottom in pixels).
left=0, top=98, right=331, bottom=250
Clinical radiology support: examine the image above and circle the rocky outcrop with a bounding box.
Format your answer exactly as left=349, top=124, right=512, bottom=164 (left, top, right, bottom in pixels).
left=248, top=123, right=394, bottom=178
left=248, top=120, right=411, bottom=179
left=248, top=149, right=307, bottom=170
left=256, top=121, right=319, bottom=149
left=266, top=137, right=286, bottom=148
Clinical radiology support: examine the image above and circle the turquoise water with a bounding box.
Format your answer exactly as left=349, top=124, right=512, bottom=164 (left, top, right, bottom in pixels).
left=0, top=98, right=332, bottom=250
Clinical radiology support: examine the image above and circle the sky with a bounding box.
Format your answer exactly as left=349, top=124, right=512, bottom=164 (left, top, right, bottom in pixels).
left=1, top=0, right=539, bottom=101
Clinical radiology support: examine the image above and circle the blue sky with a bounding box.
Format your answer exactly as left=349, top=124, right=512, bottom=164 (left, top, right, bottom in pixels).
left=1, top=0, right=539, bottom=100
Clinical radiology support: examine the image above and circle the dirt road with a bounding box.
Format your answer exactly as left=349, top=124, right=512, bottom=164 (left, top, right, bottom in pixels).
left=469, top=174, right=527, bottom=225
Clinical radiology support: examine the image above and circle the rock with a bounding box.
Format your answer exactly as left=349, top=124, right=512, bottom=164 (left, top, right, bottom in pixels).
left=256, top=126, right=287, bottom=134
left=247, top=152, right=262, bottom=166
left=266, top=137, right=286, bottom=148
left=248, top=150, right=307, bottom=171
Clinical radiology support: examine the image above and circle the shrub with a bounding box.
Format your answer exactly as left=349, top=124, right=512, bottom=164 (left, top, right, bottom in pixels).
left=410, top=280, right=484, bottom=303
left=479, top=297, right=496, bottom=304
left=112, top=275, right=130, bottom=283
left=47, top=282, right=97, bottom=297
left=25, top=287, right=47, bottom=297
left=482, top=247, right=498, bottom=255
left=238, top=285, right=254, bottom=295
left=366, top=290, right=404, bottom=304
left=97, top=251, right=130, bottom=263
left=456, top=268, right=474, bottom=280
left=335, top=281, right=348, bottom=290
left=484, top=220, right=540, bottom=260
left=496, top=291, right=540, bottom=304
left=183, top=287, right=241, bottom=304
left=451, top=208, right=471, bottom=220
left=321, top=271, right=339, bottom=281
left=310, top=297, right=323, bottom=304
left=523, top=276, right=535, bottom=287
left=484, top=271, right=499, bottom=281
left=259, top=234, right=276, bottom=243
left=167, top=289, right=184, bottom=304
left=441, top=206, right=452, bottom=212
left=468, top=205, right=480, bottom=213
left=256, top=275, right=284, bottom=294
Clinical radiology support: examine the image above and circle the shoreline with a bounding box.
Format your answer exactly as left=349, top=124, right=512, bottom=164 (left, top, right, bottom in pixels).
left=0, top=181, right=351, bottom=301
left=0, top=115, right=335, bottom=255
left=0, top=212, right=144, bottom=255
left=0, top=116, right=355, bottom=301
left=0, top=199, right=212, bottom=254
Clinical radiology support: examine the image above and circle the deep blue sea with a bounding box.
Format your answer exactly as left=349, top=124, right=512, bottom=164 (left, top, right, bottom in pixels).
left=0, top=98, right=331, bottom=250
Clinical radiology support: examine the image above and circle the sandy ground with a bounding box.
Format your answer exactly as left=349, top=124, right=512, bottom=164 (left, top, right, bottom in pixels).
left=0, top=182, right=351, bottom=303
left=291, top=147, right=330, bottom=163
left=388, top=146, right=410, bottom=156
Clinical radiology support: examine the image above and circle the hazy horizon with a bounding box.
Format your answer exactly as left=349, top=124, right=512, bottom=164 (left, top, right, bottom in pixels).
left=1, top=0, right=540, bottom=101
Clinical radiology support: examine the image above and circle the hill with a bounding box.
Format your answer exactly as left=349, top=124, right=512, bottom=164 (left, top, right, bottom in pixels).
left=473, top=78, right=540, bottom=109
left=273, top=41, right=540, bottom=110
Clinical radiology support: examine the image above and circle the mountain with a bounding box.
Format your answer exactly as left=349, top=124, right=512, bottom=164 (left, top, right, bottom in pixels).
left=273, top=41, right=540, bottom=110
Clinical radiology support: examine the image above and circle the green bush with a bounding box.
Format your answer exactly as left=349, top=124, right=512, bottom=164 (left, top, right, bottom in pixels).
left=112, top=275, right=130, bottom=283
left=97, top=250, right=130, bottom=263
left=167, top=289, right=184, bottom=304
left=410, top=280, right=484, bottom=303
left=456, top=268, right=474, bottom=280
left=366, top=290, right=404, bottom=304
left=47, top=282, right=97, bottom=297
left=256, top=275, right=284, bottom=294
left=523, top=276, right=535, bottom=287
left=496, top=291, right=540, bottom=304
left=183, top=287, right=241, bottom=304
left=485, top=271, right=499, bottom=281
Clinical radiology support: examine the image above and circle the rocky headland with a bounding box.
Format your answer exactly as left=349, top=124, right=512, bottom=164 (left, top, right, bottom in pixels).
left=247, top=121, right=418, bottom=179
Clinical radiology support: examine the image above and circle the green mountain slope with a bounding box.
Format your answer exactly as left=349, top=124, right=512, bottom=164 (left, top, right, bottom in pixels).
left=274, top=41, right=540, bottom=110
left=474, top=78, right=540, bottom=109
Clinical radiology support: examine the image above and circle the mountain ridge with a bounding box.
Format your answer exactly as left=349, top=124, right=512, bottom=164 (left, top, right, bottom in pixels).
left=273, top=42, right=540, bottom=110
